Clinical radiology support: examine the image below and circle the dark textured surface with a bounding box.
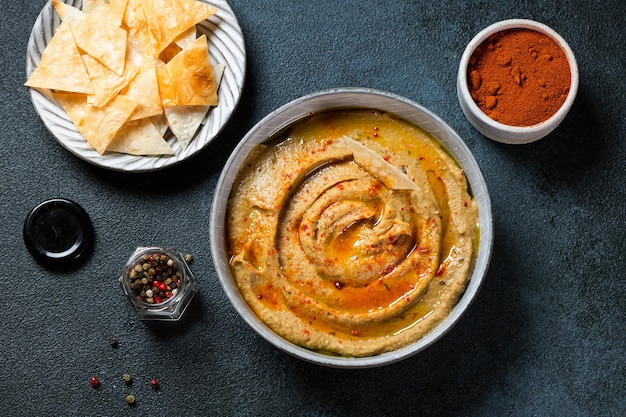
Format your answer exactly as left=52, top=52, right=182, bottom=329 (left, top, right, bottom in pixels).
left=2, top=1, right=625, bottom=416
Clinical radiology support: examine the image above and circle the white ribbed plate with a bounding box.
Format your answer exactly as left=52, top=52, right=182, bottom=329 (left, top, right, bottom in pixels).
left=25, top=0, right=246, bottom=172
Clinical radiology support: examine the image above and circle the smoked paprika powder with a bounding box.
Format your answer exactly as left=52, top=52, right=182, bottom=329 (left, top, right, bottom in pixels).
left=467, top=28, right=571, bottom=127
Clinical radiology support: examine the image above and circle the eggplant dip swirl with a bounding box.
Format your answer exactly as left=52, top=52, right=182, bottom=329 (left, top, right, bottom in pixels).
left=226, top=109, right=478, bottom=357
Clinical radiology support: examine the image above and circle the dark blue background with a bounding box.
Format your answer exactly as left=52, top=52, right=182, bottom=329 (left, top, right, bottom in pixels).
left=1, top=1, right=624, bottom=416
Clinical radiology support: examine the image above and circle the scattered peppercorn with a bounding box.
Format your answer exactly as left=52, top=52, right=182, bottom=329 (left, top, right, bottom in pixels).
left=149, top=379, right=160, bottom=390
left=125, top=394, right=136, bottom=406
left=129, top=252, right=181, bottom=304
left=122, top=373, right=132, bottom=385
left=184, top=253, right=193, bottom=263
left=109, top=337, right=118, bottom=348
left=90, top=376, right=100, bottom=388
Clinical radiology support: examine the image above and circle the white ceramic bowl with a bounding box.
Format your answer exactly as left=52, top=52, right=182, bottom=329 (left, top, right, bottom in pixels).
left=457, top=19, right=579, bottom=144
left=210, top=88, right=493, bottom=368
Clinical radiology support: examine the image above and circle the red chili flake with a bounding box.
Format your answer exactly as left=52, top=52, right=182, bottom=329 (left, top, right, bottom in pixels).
left=90, top=376, right=100, bottom=388
left=150, top=379, right=160, bottom=390
left=351, top=330, right=360, bottom=336
left=463, top=200, right=468, bottom=207
left=382, top=264, right=394, bottom=275
left=256, top=294, right=263, bottom=299
left=417, top=246, right=429, bottom=254
left=383, top=155, right=391, bottom=162
left=334, top=281, right=344, bottom=290
left=435, top=264, right=446, bottom=276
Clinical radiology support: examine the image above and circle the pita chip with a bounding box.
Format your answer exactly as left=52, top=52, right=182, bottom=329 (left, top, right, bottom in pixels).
left=121, top=54, right=163, bottom=120
left=174, top=25, right=197, bottom=50
left=82, top=54, right=138, bottom=107
left=150, top=114, right=169, bottom=136
left=157, top=35, right=218, bottom=107
left=163, top=64, right=225, bottom=149
left=72, top=1, right=128, bottom=76
left=159, top=25, right=196, bottom=63
left=142, top=0, right=216, bottom=55
left=124, top=0, right=155, bottom=57
left=52, top=0, right=84, bottom=25
left=107, top=118, right=173, bottom=155
left=53, top=93, right=138, bottom=154
left=82, top=0, right=109, bottom=13
left=25, top=22, right=94, bottom=94
left=164, top=63, right=225, bottom=148
left=164, top=105, right=208, bottom=149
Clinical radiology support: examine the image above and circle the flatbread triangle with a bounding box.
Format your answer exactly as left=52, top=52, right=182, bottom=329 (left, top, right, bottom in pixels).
left=142, top=0, right=217, bottom=56
left=157, top=34, right=219, bottom=107
left=25, top=22, right=94, bottom=94
left=53, top=93, right=138, bottom=154
left=72, top=1, right=129, bottom=76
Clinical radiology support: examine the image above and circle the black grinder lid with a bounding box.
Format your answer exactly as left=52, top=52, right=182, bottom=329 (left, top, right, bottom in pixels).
left=23, top=198, right=94, bottom=269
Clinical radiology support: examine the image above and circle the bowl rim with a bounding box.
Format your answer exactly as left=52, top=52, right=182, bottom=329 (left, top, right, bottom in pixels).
left=457, top=19, right=579, bottom=143
left=210, top=87, right=494, bottom=368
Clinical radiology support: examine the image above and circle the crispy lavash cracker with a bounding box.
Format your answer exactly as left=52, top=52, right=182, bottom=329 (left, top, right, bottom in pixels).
left=164, top=106, right=209, bottom=150
left=72, top=1, right=128, bottom=76
left=342, top=136, right=420, bottom=192
left=121, top=43, right=163, bottom=121
left=157, top=35, right=219, bottom=107
left=51, top=0, right=83, bottom=25
left=53, top=93, right=138, bottom=155
left=107, top=118, right=173, bottom=155
left=159, top=26, right=198, bottom=63
left=164, top=64, right=225, bottom=149
left=174, top=26, right=197, bottom=50
left=123, top=0, right=156, bottom=58
left=25, top=22, right=93, bottom=94
left=82, top=54, right=138, bottom=108
left=83, top=0, right=109, bottom=13
left=141, top=0, right=217, bottom=56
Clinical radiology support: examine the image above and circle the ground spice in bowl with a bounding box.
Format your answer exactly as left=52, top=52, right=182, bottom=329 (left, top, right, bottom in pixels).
left=467, top=28, right=571, bottom=126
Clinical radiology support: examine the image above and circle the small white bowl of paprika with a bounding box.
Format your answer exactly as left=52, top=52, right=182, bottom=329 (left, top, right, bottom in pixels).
left=457, top=19, right=579, bottom=144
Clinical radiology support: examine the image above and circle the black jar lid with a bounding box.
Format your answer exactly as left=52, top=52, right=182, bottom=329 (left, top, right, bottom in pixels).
left=23, top=198, right=94, bottom=269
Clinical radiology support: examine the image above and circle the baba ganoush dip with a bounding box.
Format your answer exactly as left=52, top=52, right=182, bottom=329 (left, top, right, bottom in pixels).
left=226, top=109, right=478, bottom=357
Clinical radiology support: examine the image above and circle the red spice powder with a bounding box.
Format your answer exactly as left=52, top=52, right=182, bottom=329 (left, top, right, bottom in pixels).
left=467, top=28, right=571, bottom=126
